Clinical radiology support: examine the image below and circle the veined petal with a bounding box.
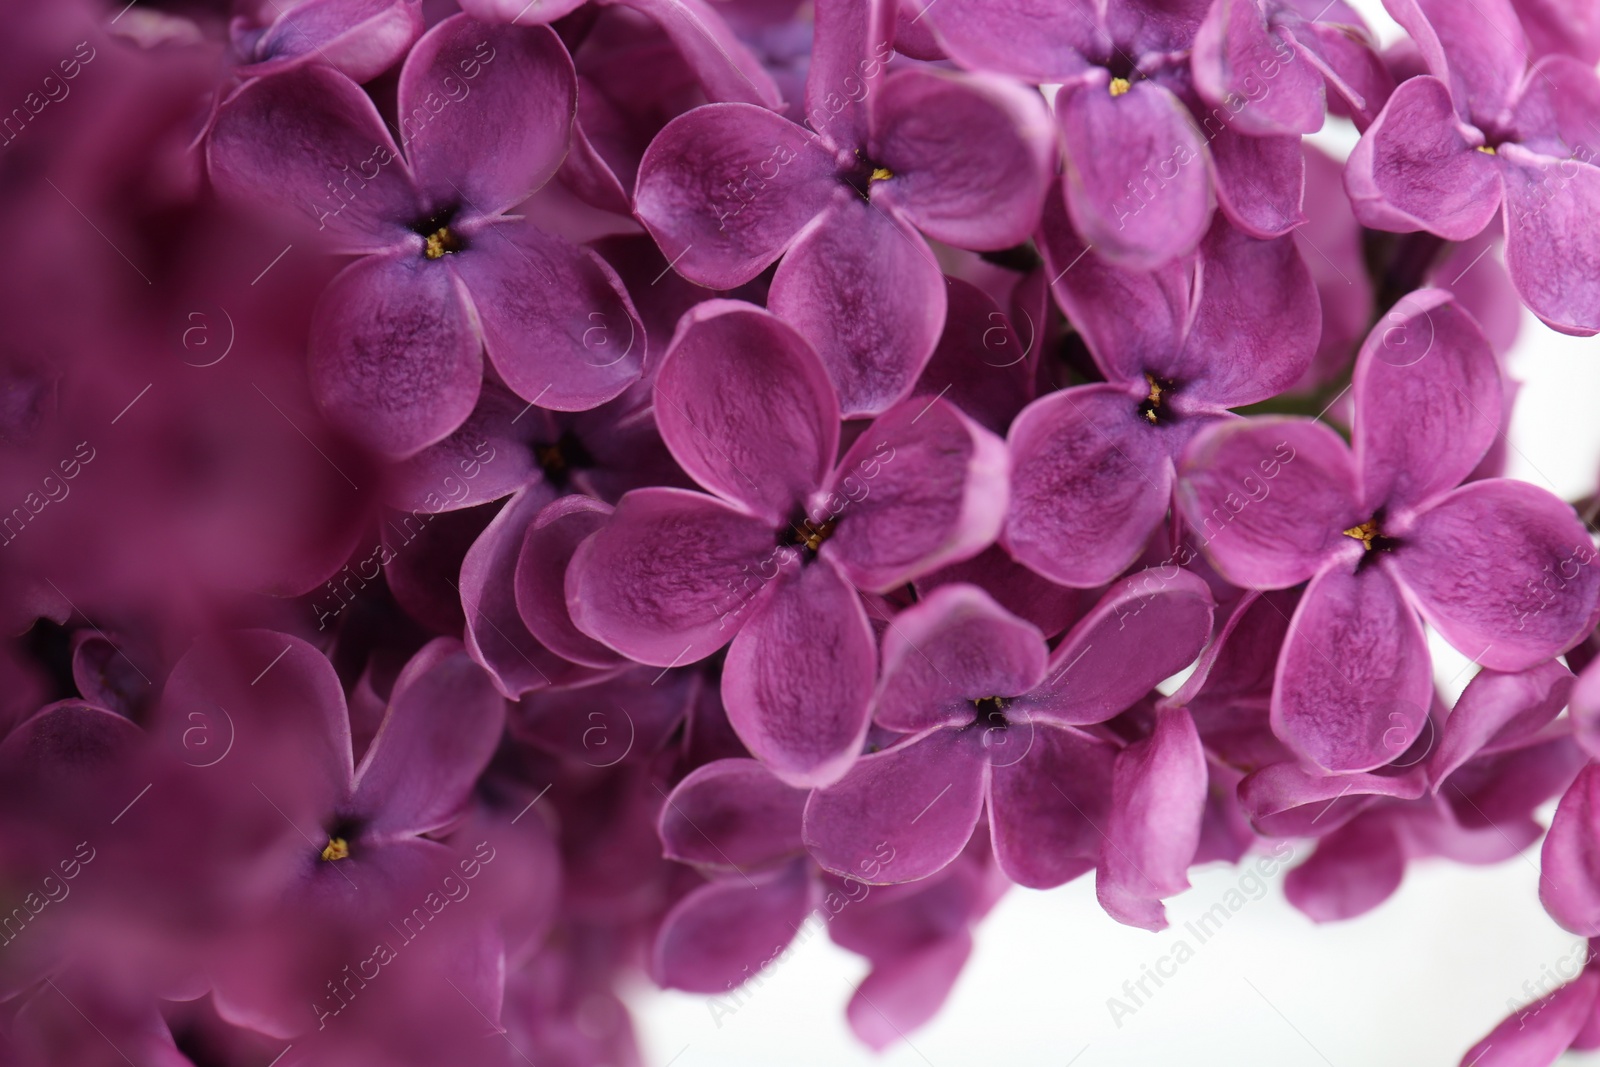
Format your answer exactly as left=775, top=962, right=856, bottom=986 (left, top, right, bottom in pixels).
left=1501, top=145, right=1600, bottom=337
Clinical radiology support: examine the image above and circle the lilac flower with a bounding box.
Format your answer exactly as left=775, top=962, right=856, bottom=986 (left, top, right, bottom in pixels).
left=566, top=301, right=1005, bottom=785
left=802, top=575, right=1214, bottom=929
left=229, top=0, right=424, bottom=84
left=207, top=14, right=645, bottom=457
left=1510, top=0, right=1600, bottom=65
left=1346, top=0, right=1600, bottom=334
left=918, top=0, right=1317, bottom=267
left=1007, top=200, right=1319, bottom=588
left=632, top=0, right=1054, bottom=415
left=1178, top=288, right=1600, bottom=772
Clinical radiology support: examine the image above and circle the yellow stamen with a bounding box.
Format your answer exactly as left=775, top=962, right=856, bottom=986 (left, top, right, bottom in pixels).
left=1342, top=520, right=1380, bottom=550
left=1109, top=77, right=1132, bottom=97
left=423, top=227, right=459, bottom=260
left=320, top=836, right=350, bottom=862
left=1476, top=144, right=1497, bottom=155
left=869, top=166, right=894, bottom=182
left=791, top=518, right=835, bottom=552
left=1142, top=374, right=1163, bottom=424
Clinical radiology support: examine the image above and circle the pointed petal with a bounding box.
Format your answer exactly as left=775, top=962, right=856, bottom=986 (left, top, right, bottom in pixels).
left=824, top=397, right=1008, bottom=592
left=308, top=250, right=483, bottom=458
left=870, top=68, right=1055, bottom=250
left=1273, top=562, right=1434, bottom=772
left=634, top=103, right=838, bottom=289
left=803, top=729, right=987, bottom=882
left=653, top=300, right=838, bottom=524
left=873, top=584, right=1047, bottom=734
left=723, top=559, right=877, bottom=787
left=988, top=722, right=1115, bottom=888
left=567, top=486, right=778, bottom=666
left=1057, top=76, right=1213, bottom=269
left=398, top=16, right=575, bottom=216
left=1389, top=479, right=1600, bottom=671
left=353, top=639, right=505, bottom=838
left=768, top=199, right=946, bottom=417
left=1003, top=384, right=1177, bottom=589
left=1025, top=568, right=1215, bottom=725
left=1345, top=76, right=1503, bottom=239
left=207, top=65, right=419, bottom=253
left=1097, top=706, right=1207, bottom=930
left=1353, top=288, right=1503, bottom=511
left=1176, top=416, right=1361, bottom=588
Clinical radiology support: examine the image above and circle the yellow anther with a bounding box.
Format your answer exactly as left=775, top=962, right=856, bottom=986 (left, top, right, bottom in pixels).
left=321, top=836, right=350, bottom=862
left=1109, top=77, right=1132, bottom=97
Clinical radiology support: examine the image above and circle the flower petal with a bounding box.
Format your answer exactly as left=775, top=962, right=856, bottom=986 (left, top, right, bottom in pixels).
left=908, top=277, right=1035, bottom=436
left=353, top=639, right=505, bottom=839
left=659, top=758, right=808, bottom=872
left=804, top=0, right=895, bottom=148
left=1097, top=705, right=1207, bottom=930
left=1501, top=146, right=1600, bottom=336
left=722, top=558, right=877, bottom=787
left=988, top=722, right=1115, bottom=888
left=207, top=64, right=419, bottom=253
left=652, top=864, right=812, bottom=993
left=1386, top=0, right=1528, bottom=122
left=1238, top=759, right=1428, bottom=837
left=653, top=300, right=838, bottom=523
left=1459, top=969, right=1600, bottom=1067
left=1057, top=75, right=1213, bottom=269
left=1345, top=75, right=1503, bottom=239
left=1389, top=479, right=1600, bottom=671
left=1272, top=562, right=1434, bottom=772
left=869, top=68, right=1054, bottom=250
left=453, top=219, right=644, bottom=412
left=634, top=103, right=838, bottom=289
left=1192, top=0, right=1327, bottom=137
left=1429, top=660, right=1574, bottom=786
left=769, top=199, right=946, bottom=417
left=398, top=16, right=575, bottom=216
left=846, top=935, right=973, bottom=1052
left=514, top=495, right=627, bottom=668
left=1542, top=764, right=1600, bottom=935
left=1003, top=384, right=1177, bottom=589
left=873, top=584, right=1047, bottom=734
left=308, top=250, right=483, bottom=458
left=244, top=0, right=423, bottom=84
left=567, top=486, right=778, bottom=666
left=823, top=397, right=1008, bottom=592
left=1206, top=124, right=1306, bottom=238
left=918, top=0, right=1098, bottom=82
left=620, top=0, right=784, bottom=108
left=1176, top=416, right=1361, bottom=589
left=1283, top=813, right=1406, bottom=921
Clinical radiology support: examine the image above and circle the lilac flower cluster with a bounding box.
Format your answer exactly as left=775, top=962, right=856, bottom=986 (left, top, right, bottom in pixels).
left=3, top=0, right=1600, bottom=1063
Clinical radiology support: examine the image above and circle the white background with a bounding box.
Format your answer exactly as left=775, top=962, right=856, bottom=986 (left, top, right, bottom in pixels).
left=634, top=2, right=1600, bottom=1063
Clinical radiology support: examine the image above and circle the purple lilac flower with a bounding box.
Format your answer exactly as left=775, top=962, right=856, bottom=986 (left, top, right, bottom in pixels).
left=229, top=0, right=423, bottom=83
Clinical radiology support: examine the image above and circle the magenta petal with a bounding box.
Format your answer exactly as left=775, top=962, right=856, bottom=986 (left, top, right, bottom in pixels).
left=620, top=0, right=784, bottom=107
left=769, top=199, right=947, bottom=417
left=847, top=935, right=973, bottom=1052
left=1191, top=0, right=1326, bottom=136
left=1057, top=76, right=1213, bottom=269
left=1345, top=76, right=1503, bottom=239
left=988, top=722, right=1115, bottom=888
left=803, top=729, right=986, bottom=882
left=0, top=701, right=141, bottom=784
left=1239, top=759, right=1428, bottom=837
left=873, top=584, right=1047, bottom=734
left=1386, top=0, right=1528, bottom=122
left=1025, top=568, right=1215, bottom=726
left=652, top=864, right=811, bottom=993
left=1097, top=706, right=1207, bottom=931
left=1206, top=126, right=1305, bottom=238
left=453, top=219, right=644, bottom=412
left=916, top=545, right=1080, bottom=639
left=389, top=384, right=537, bottom=512
left=805, top=0, right=895, bottom=148
left=245, top=0, right=424, bottom=84
left=1575, top=658, right=1600, bottom=759
left=1460, top=969, right=1600, bottom=1067
left=1003, top=384, right=1175, bottom=589
left=353, top=639, right=505, bottom=838
left=1502, top=146, right=1600, bottom=336
left=659, top=758, right=807, bottom=872
left=653, top=300, right=838, bottom=523
left=1283, top=814, right=1406, bottom=921
left=634, top=103, right=838, bottom=289
left=919, top=0, right=1096, bottom=83
left=207, top=65, right=419, bottom=253
left=1390, top=479, right=1600, bottom=671
left=722, top=559, right=876, bottom=787
left=869, top=68, right=1054, bottom=250
left=458, top=0, right=587, bottom=21
left=824, top=398, right=1007, bottom=592
left=567, top=487, right=777, bottom=666
left=1353, top=288, right=1503, bottom=511
left=1542, top=765, right=1600, bottom=935
left=514, top=496, right=626, bottom=668
left=1273, top=563, right=1433, bottom=772
left=1429, top=660, right=1574, bottom=786
left=460, top=486, right=584, bottom=698
left=1177, top=416, right=1361, bottom=588
left=398, top=16, right=575, bottom=216
left=910, top=278, right=1035, bottom=436
left=309, top=250, right=483, bottom=458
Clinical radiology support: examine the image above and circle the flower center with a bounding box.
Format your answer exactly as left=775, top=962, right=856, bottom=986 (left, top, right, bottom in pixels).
left=1138, top=374, right=1175, bottom=424
left=786, top=516, right=836, bottom=554
left=1476, top=144, right=1497, bottom=155
left=320, top=836, right=350, bottom=862
left=423, top=226, right=463, bottom=260
left=1342, top=517, right=1402, bottom=557
left=1109, top=77, right=1132, bottom=97
left=534, top=430, right=593, bottom=487
left=972, top=695, right=1009, bottom=729
left=841, top=150, right=893, bottom=199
